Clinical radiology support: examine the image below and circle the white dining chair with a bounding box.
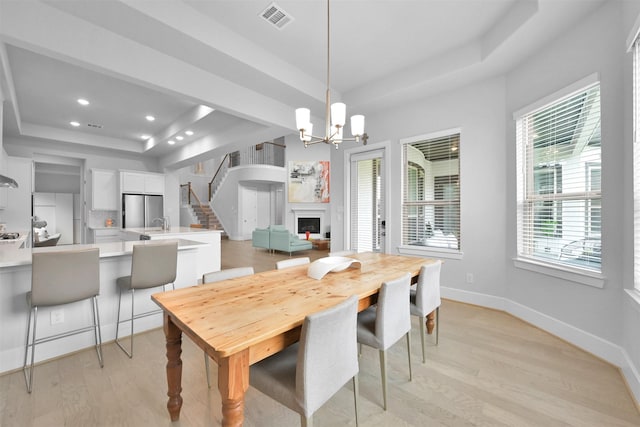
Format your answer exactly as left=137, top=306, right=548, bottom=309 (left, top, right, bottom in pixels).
left=250, top=295, right=360, bottom=427
left=328, top=250, right=356, bottom=257
left=24, top=248, right=103, bottom=393
left=201, top=266, right=255, bottom=388
left=357, top=273, right=412, bottom=410
left=276, top=257, right=310, bottom=270
left=410, top=260, right=442, bottom=363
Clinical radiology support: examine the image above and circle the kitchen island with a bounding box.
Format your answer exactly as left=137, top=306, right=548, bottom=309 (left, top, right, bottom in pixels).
left=0, top=236, right=218, bottom=375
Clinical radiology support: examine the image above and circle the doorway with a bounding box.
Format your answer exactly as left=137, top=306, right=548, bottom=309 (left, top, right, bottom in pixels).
left=348, top=147, right=387, bottom=253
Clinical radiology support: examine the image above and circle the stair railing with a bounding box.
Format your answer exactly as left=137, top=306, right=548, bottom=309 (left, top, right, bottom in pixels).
left=209, top=153, right=230, bottom=201
left=180, top=182, right=205, bottom=207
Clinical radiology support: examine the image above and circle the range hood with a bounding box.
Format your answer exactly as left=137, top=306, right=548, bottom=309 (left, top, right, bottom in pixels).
left=0, top=174, right=18, bottom=188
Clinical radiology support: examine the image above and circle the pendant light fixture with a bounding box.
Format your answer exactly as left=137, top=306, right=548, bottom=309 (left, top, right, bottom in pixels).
left=295, top=0, right=368, bottom=148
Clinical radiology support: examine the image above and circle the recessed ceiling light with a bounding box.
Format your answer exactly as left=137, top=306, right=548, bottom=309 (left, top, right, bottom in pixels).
left=145, top=115, right=155, bottom=122
left=176, top=136, right=184, bottom=141
left=70, top=121, right=80, bottom=127
left=185, top=130, right=194, bottom=136
left=77, top=98, right=90, bottom=106
left=168, top=140, right=175, bottom=145
left=141, top=135, right=151, bottom=140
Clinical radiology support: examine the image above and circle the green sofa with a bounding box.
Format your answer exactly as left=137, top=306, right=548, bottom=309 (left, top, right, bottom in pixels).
left=252, top=225, right=313, bottom=255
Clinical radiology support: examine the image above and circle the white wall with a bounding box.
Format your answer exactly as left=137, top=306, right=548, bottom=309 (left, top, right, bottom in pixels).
left=331, top=76, right=508, bottom=299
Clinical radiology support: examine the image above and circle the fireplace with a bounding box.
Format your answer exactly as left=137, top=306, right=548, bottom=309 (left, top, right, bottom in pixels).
left=297, top=217, right=320, bottom=234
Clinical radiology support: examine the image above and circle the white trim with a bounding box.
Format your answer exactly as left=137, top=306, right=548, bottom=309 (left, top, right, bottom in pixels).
left=441, top=287, right=640, bottom=404
left=625, top=289, right=640, bottom=313
left=512, top=73, right=600, bottom=119
left=343, top=141, right=392, bottom=254
left=513, top=257, right=605, bottom=288
left=627, top=11, right=640, bottom=52
left=397, top=245, right=463, bottom=260
left=399, top=127, right=462, bottom=145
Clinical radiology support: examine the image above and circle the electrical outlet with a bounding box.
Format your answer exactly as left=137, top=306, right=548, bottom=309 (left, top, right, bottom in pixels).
left=51, top=309, right=64, bottom=325
left=466, top=273, right=474, bottom=284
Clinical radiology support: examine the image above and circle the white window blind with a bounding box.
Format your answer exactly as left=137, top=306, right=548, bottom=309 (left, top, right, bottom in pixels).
left=516, top=81, right=601, bottom=272
left=350, top=154, right=383, bottom=252
left=633, top=40, right=640, bottom=291
left=402, top=133, right=460, bottom=250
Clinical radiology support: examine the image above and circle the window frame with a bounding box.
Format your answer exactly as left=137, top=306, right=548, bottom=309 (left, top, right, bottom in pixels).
left=513, top=73, right=605, bottom=288
left=398, top=128, right=462, bottom=260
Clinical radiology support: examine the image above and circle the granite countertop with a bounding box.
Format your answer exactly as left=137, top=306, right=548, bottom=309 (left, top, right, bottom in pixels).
left=0, top=238, right=207, bottom=269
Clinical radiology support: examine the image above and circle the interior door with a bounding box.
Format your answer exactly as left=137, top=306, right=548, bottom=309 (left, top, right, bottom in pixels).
left=349, top=149, right=385, bottom=252
left=241, top=185, right=258, bottom=239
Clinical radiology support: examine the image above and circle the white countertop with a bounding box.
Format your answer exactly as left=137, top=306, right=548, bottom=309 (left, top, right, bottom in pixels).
left=0, top=238, right=207, bottom=268
left=123, top=226, right=223, bottom=236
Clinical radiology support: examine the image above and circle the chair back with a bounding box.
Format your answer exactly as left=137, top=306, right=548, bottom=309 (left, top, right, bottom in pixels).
left=129, top=241, right=178, bottom=289
left=414, top=260, right=442, bottom=316
left=203, top=266, right=254, bottom=283
left=296, top=295, right=359, bottom=417
left=376, top=273, right=412, bottom=350
left=31, top=248, right=100, bottom=306
left=276, top=257, right=310, bottom=270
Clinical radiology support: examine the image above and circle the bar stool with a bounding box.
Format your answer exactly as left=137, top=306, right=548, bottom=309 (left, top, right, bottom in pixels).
left=115, top=241, right=177, bottom=358
left=24, top=248, right=103, bottom=393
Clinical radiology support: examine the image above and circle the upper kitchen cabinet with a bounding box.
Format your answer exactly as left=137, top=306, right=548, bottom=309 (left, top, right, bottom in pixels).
left=0, top=154, right=7, bottom=209
left=91, top=169, right=118, bottom=211
left=121, top=171, right=164, bottom=195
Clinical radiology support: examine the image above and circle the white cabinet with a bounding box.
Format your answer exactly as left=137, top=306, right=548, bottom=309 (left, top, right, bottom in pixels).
left=0, top=154, right=7, bottom=209
left=93, top=228, right=122, bottom=243
left=91, top=169, right=118, bottom=210
left=121, top=171, right=164, bottom=195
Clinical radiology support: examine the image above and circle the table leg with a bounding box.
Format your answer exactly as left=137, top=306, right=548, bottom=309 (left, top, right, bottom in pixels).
left=164, top=314, right=183, bottom=421
left=426, top=310, right=435, bottom=335
left=218, top=349, right=250, bottom=427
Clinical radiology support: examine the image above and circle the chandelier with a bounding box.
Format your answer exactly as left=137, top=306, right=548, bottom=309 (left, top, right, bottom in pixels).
left=295, top=0, right=368, bottom=148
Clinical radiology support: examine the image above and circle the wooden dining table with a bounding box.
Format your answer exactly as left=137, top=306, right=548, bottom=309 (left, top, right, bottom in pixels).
left=151, top=252, right=435, bottom=426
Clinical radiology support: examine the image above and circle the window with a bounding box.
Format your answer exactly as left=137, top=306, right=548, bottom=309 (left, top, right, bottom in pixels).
left=515, top=80, right=601, bottom=273
left=402, top=131, right=460, bottom=251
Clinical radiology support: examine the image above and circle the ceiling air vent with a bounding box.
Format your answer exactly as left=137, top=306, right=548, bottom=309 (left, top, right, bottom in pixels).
left=260, top=2, right=294, bottom=30
left=87, top=123, right=103, bottom=129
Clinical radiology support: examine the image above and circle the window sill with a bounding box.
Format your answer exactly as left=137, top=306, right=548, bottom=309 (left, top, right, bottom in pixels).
left=397, top=245, right=463, bottom=260
left=513, top=257, right=605, bottom=288
left=624, top=289, right=640, bottom=313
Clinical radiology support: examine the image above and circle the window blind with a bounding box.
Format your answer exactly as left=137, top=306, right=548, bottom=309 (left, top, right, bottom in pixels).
left=516, top=82, right=601, bottom=272
left=402, top=133, right=460, bottom=250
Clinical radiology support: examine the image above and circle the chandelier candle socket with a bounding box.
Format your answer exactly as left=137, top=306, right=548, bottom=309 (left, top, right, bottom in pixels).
left=296, top=0, right=368, bottom=148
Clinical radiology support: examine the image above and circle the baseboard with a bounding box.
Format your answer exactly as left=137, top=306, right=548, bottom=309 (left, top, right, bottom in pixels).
left=441, top=286, right=640, bottom=405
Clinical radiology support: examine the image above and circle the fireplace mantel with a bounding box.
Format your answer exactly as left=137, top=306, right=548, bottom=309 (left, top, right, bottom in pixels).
left=291, top=208, right=326, bottom=238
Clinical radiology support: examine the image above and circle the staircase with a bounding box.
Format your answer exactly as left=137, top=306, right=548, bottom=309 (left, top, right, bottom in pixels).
left=192, top=203, right=224, bottom=232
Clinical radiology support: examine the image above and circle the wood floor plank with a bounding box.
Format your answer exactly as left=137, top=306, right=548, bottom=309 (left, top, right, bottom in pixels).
left=0, top=239, right=638, bottom=426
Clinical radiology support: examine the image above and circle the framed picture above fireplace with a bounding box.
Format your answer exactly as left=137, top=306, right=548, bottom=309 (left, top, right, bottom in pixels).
left=288, top=160, right=330, bottom=203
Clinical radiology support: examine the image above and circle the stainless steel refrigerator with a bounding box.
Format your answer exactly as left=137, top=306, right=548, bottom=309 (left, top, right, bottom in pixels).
left=122, top=194, right=164, bottom=228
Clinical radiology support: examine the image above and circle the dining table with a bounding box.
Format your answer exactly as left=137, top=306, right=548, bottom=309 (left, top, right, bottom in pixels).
left=151, top=252, right=436, bottom=426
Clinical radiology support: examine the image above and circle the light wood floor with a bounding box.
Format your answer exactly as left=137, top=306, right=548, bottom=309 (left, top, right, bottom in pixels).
left=1, top=240, right=639, bottom=426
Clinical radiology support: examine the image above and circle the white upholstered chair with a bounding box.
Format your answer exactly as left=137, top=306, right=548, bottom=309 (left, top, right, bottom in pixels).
left=24, top=248, right=103, bottom=393
left=276, top=257, right=310, bottom=270
left=357, top=273, right=412, bottom=410
left=410, top=260, right=442, bottom=363
left=201, top=266, right=255, bottom=388
left=115, top=241, right=177, bottom=358
left=250, top=295, right=360, bottom=427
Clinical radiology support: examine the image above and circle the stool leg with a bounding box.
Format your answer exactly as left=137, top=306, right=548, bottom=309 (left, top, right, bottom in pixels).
left=23, top=306, right=34, bottom=393
left=27, top=307, right=38, bottom=393
left=92, top=296, right=104, bottom=367
left=115, top=287, right=134, bottom=358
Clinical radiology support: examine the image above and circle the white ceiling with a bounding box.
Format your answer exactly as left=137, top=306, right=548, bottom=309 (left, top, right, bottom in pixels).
left=0, top=0, right=606, bottom=169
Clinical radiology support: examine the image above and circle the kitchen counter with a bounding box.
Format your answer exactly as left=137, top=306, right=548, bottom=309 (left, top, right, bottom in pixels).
left=0, top=238, right=207, bottom=268
left=123, top=226, right=223, bottom=237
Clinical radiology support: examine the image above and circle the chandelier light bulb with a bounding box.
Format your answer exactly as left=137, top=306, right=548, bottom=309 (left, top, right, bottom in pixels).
left=351, top=115, right=365, bottom=136
left=330, top=102, right=346, bottom=128
left=296, top=108, right=311, bottom=131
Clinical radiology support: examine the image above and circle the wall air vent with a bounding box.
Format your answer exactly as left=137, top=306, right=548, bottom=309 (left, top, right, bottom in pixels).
left=259, top=2, right=294, bottom=30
